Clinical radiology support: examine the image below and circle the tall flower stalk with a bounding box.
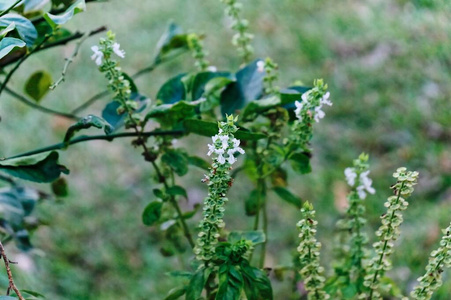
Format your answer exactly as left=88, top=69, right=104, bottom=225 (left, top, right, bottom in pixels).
left=220, top=0, right=254, bottom=63
left=187, top=33, right=210, bottom=72
left=363, top=167, right=419, bottom=299
left=411, top=222, right=451, bottom=300
left=194, top=115, right=245, bottom=262
left=297, top=202, right=330, bottom=300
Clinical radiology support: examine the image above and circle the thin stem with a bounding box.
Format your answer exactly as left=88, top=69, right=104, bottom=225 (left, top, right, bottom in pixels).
left=3, top=86, right=79, bottom=120
left=0, top=35, right=52, bottom=99
left=259, top=190, right=268, bottom=268
left=0, top=241, right=24, bottom=300
left=50, top=32, right=90, bottom=90
left=0, top=0, right=21, bottom=17
left=5, top=130, right=185, bottom=160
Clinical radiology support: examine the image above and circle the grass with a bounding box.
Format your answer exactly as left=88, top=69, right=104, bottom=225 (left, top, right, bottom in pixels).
left=0, top=0, right=450, bottom=299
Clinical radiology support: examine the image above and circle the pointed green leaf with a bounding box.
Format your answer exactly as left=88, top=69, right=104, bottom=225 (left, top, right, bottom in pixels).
left=185, top=267, right=205, bottom=300
left=43, top=0, right=85, bottom=29
left=164, top=286, right=186, bottom=300
left=0, top=151, right=69, bottom=183
left=228, top=230, right=265, bottom=245
left=156, top=73, right=187, bottom=104
left=0, top=14, right=38, bottom=47
left=146, top=100, right=203, bottom=128
left=289, top=152, right=312, bottom=174
left=187, top=155, right=210, bottom=170
left=0, top=37, right=25, bottom=60
left=216, top=265, right=243, bottom=300
left=273, top=187, right=302, bottom=208
left=24, top=70, right=52, bottom=102
left=166, top=185, right=187, bottom=198
left=154, top=22, right=188, bottom=63
left=142, top=201, right=163, bottom=226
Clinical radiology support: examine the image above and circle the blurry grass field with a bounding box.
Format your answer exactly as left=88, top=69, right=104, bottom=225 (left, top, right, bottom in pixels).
left=1, top=0, right=450, bottom=299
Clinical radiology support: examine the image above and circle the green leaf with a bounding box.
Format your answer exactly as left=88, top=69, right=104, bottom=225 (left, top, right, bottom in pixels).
left=166, top=186, right=187, bottom=198
left=216, top=265, right=243, bottom=300
left=0, top=296, right=17, bottom=299
left=0, top=14, right=38, bottom=47
left=142, top=201, right=163, bottom=226
left=244, top=189, right=260, bottom=216
left=156, top=73, right=187, bottom=104
left=161, top=149, right=189, bottom=177
left=185, top=267, right=205, bottom=300
left=63, top=115, right=113, bottom=147
left=191, top=71, right=234, bottom=100
left=51, top=177, right=68, bottom=197
left=20, top=289, right=46, bottom=298
left=201, top=76, right=235, bottom=112
left=182, top=119, right=266, bottom=141
left=0, top=151, right=69, bottom=183
left=102, top=93, right=149, bottom=131
left=0, top=189, right=25, bottom=229
left=153, top=188, right=165, bottom=200
left=154, top=22, right=188, bottom=63
left=228, top=230, right=265, bottom=245
left=43, top=0, right=86, bottom=29
left=0, top=37, right=25, bottom=60
left=164, top=286, right=186, bottom=300
left=187, top=155, right=210, bottom=170
left=241, top=96, right=281, bottom=121
left=273, top=187, right=302, bottom=208
left=289, top=152, right=312, bottom=174
left=241, top=263, right=273, bottom=300
left=146, top=100, right=203, bottom=128
left=220, top=59, right=264, bottom=116
left=24, top=70, right=52, bottom=102
left=280, top=86, right=310, bottom=106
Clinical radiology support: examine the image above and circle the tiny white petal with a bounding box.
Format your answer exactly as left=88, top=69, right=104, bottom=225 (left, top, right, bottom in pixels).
left=207, top=144, right=215, bottom=156
left=228, top=155, right=236, bottom=164
left=207, top=66, right=217, bottom=72
left=217, top=154, right=226, bottom=164
left=357, top=186, right=367, bottom=199
left=256, top=60, right=265, bottom=73
left=344, top=168, right=357, bottom=186
left=112, top=42, right=125, bottom=58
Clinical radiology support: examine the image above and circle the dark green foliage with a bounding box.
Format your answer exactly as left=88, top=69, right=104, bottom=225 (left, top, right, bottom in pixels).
left=63, top=115, right=113, bottom=147
left=142, top=201, right=163, bottom=226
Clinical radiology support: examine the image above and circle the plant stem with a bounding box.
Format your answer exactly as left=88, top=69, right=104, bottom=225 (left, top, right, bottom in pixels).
left=5, top=130, right=184, bottom=159
left=3, top=86, right=79, bottom=120
left=259, top=188, right=268, bottom=268
left=0, top=0, right=21, bottom=17
left=0, top=241, right=24, bottom=300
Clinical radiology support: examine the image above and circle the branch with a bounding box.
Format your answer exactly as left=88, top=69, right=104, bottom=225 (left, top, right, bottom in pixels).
left=6, top=130, right=185, bottom=159
left=3, top=86, right=80, bottom=120
left=0, top=0, right=21, bottom=17
left=0, top=241, right=24, bottom=300
left=50, top=32, right=90, bottom=90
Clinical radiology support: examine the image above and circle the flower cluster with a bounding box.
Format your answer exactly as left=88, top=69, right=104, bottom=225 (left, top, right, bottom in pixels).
left=91, top=32, right=140, bottom=128
left=363, top=167, right=419, bottom=299
left=411, top=223, right=451, bottom=300
left=195, top=115, right=244, bottom=262
left=344, top=154, right=376, bottom=200
left=297, top=202, right=330, bottom=300
left=221, top=0, right=254, bottom=62
left=187, top=33, right=210, bottom=72
left=289, top=79, right=331, bottom=152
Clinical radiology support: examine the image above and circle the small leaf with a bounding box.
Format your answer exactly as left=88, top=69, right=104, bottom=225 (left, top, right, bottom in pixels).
left=0, top=151, right=69, bottom=183
left=244, top=189, right=260, bottom=216
left=166, top=186, right=187, bottom=198
left=186, top=267, right=205, bottom=300
left=154, top=22, right=188, bottom=63
left=182, top=119, right=266, bottom=141
left=0, top=13, right=38, bottom=47
left=142, top=201, right=163, bottom=226
left=164, top=286, right=186, bottom=300
left=289, top=152, right=312, bottom=174
left=63, top=115, right=113, bottom=147
left=24, top=70, right=52, bottom=102
left=43, top=0, right=86, bottom=29
left=217, top=265, right=244, bottom=300
left=161, top=149, right=189, bottom=177
left=51, top=177, right=68, bottom=197
left=0, top=37, right=26, bottom=60
left=153, top=188, right=165, bottom=200
left=273, top=187, right=302, bottom=208
left=187, top=155, right=210, bottom=170
left=228, top=230, right=265, bottom=245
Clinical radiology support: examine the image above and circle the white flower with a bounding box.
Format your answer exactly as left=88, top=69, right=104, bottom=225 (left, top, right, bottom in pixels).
left=112, top=42, right=125, bottom=58
left=345, top=168, right=357, bottom=186
left=228, top=155, right=236, bottom=164
left=359, top=170, right=375, bottom=194
left=294, top=100, right=304, bottom=121
left=91, top=46, right=103, bottom=66
left=207, top=144, right=215, bottom=156
left=219, top=135, right=229, bottom=149
left=314, top=106, right=325, bottom=122
left=256, top=60, right=265, bottom=73
left=320, top=92, right=332, bottom=106
left=217, top=153, right=226, bottom=164
left=207, top=66, right=217, bottom=72
left=356, top=186, right=367, bottom=200
left=212, top=135, right=220, bottom=143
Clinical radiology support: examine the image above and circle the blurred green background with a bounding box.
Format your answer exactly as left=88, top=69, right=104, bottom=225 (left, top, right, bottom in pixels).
left=0, top=0, right=450, bottom=299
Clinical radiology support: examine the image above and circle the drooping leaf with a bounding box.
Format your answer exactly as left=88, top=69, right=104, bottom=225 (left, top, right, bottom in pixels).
left=166, top=185, right=187, bottom=199
left=289, top=152, right=312, bottom=174
left=241, top=262, right=273, bottom=300
left=24, top=70, right=52, bottom=102
left=228, top=230, right=265, bottom=245
left=273, top=187, right=302, bottom=208
left=187, top=155, right=210, bottom=170
left=156, top=73, right=187, bottom=104
left=182, top=119, right=266, bottom=141
left=220, top=59, right=264, bottom=115
left=142, top=201, right=163, bottom=226
left=146, top=99, right=203, bottom=128
left=44, top=0, right=86, bottom=29
left=0, top=13, right=38, bottom=47
left=51, top=177, right=68, bottom=197
left=216, top=264, right=244, bottom=300
left=63, top=115, right=113, bottom=147
left=0, top=151, right=69, bottom=183
left=164, top=286, right=186, bottom=300
left=161, top=149, right=189, bottom=177
left=0, top=37, right=25, bottom=60
left=185, top=267, right=205, bottom=300
left=154, top=22, right=188, bottom=63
